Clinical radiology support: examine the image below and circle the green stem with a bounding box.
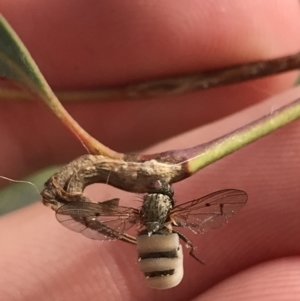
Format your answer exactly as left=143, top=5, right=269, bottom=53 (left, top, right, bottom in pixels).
left=185, top=97, right=300, bottom=173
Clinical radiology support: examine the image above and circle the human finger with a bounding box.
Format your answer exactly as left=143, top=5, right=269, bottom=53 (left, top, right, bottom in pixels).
left=0, top=0, right=300, bottom=180
left=1, top=86, right=299, bottom=300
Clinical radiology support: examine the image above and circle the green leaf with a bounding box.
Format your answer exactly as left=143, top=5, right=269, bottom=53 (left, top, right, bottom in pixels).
left=0, top=166, right=60, bottom=216
left=0, top=16, right=49, bottom=98
left=1, top=15, right=300, bottom=195
left=1, top=14, right=300, bottom=103
left=0, top=15, right=123, bottom=159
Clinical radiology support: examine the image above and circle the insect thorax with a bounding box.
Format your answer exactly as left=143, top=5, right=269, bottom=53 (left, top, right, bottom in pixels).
left=141, top=192, right=173, bottom=234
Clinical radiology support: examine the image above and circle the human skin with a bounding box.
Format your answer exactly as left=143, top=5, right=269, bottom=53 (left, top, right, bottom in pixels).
left=0, top=1, right=300, bottom=300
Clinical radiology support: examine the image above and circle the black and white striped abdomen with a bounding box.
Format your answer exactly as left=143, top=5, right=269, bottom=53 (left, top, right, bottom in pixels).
left=136, top=230, right=183, bottom=289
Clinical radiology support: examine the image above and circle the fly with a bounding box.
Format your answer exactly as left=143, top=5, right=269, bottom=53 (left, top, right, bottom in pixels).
left=55, top=180, right=247, bottom=289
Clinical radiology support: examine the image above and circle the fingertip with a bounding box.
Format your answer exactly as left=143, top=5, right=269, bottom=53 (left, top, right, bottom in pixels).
left=1, top=0, right=300, bottom=87
left=198, top=258, right=300, bottom=301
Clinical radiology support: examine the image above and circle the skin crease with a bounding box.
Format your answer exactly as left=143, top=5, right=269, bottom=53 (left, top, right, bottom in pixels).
left=0, top=1, right=300, bottom=300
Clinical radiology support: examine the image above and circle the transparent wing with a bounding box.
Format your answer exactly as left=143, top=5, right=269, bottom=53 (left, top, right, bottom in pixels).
left=56, top=199, right=139, bottom=244
left=171, top=189, right=247, bottom=234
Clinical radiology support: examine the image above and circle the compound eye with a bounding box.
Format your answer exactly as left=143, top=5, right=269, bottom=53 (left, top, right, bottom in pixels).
left=147, top=180, right=174, bottom=198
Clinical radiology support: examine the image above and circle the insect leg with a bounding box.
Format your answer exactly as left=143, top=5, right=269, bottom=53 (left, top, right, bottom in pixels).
left=173, top=230, right=205, bottom=265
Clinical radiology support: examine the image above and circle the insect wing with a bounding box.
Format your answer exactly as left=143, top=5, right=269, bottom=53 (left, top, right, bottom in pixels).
left=56, top=200, right=139, bottom=242
left=171, top=189, right=247, bottom=234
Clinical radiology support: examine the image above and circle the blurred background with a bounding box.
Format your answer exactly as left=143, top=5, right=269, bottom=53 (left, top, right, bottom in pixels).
left=0, top=166, right=59, bottom=216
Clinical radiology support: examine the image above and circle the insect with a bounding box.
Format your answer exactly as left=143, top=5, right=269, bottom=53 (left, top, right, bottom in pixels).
left=55, top=180, right=247, bottom=289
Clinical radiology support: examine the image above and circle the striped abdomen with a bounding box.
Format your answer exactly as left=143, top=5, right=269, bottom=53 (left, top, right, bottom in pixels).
left=136, top=230, right=183, bottom=289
